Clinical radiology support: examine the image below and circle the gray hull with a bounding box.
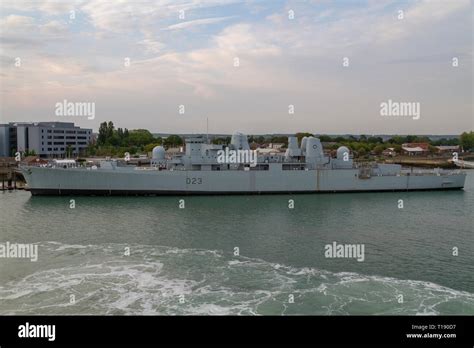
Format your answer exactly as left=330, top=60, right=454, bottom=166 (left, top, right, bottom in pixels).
left=22, top=166, right=466, bottom=196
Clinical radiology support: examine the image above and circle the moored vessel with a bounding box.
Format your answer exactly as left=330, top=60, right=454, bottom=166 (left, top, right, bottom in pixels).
left=20, top=133, right=466, bottom=195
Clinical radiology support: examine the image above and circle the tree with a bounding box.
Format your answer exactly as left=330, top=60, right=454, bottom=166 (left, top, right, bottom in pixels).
left=373, top=145, right=385, bottom=155
left=163, top=135, right=183, bottom=147
left=128, top=129, right=155, bottom=146
left=357, top=148, right=367, bottom=157
left=296, top=132, right=313, bottom=142
left=98, top=122, right=108, bottom=145
left=387, top=136, right=405, bottom=145
left=270, top=136, right=288, bottom=144
left=417, top=136, right=430, bottom=143
left=106, top=121, right=114, bottom=140
left=108, top=133, right=121, bottom=146
left=23, top=149, right=36, bottom=156
left=393, top=144, right=402, bottom=153
left=368, top=136, right=383, bottom=144
left=212, top=137, right=230, bottom=145
left=144, top=143, right=163, bottom=153
left=319, top=135, right=333, bottom=142
left=460, top=131, right=474, bottom=151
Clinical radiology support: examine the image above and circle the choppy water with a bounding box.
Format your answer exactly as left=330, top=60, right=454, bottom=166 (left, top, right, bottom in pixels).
left=1, top=172, right=473, bottom=315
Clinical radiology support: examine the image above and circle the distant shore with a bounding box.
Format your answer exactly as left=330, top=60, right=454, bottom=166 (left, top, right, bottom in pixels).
left=384, top=156, right=474, bottom=169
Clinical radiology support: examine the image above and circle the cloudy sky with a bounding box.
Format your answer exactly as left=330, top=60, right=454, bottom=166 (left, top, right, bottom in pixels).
left=0, top=0, right=472, bottom=134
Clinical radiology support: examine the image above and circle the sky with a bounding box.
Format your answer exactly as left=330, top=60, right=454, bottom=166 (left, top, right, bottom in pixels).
left=0, top=0, right=472, bottom=135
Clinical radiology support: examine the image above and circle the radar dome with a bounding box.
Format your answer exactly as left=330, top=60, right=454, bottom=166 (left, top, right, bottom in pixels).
left=337, top=146, right=350, bottom=160
left=152, top=146, right=165, bottom=160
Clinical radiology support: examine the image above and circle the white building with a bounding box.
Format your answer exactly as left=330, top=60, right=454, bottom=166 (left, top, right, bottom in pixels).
left=401, top=146, right=426, bottom=156
left=435, top=145, right=460, bottom=153
left=0, top=122, right=93, bottom=158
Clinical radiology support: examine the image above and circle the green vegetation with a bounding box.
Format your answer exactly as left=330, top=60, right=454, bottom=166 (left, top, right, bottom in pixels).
left=163, top=135, right=184, bottom=147
left=307, top=134, right=465, bottom=159
left=268, top=136, right=289, bottom=145
left=85, top=121, right=472, bottom=159
left=460, top=131, right=474, bottom=151
left=296, top=132, right=314, bottom=142
left=22, top=149, right=36, bottom=156
left=212, top=136, right=231, bottom=145
left=86, top=121, right=182, bottom=157
left=10, top=148, right=36, bottom=157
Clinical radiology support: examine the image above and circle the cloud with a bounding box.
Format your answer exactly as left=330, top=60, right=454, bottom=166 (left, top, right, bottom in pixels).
left=0, top=15, right=35, bottom=32
left=78, top=0, right=241, bottom=33
left=1, top=0, right=78, bottom=15
left=41, top=20, right=69, bottom=35
left=214, top=23, right=281, bottom=55
left=372, top=0, right=471, bottom=43
left=83, top=23, right=285, bottom=100
left=0, top=15, right=70, bottom=53
left=0, top=0, right=471, bottom=134
left=165, top=16, right=235, bottom=30
left=137, top=39, right=166, bottom=54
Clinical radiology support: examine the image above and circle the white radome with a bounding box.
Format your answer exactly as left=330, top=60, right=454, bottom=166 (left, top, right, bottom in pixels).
left=337, top=146, right=350, bottom=160
left=152, top=146, right=165, bottom=160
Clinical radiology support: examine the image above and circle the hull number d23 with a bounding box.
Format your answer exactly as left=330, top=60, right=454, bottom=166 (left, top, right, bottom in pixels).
left=186, top=177, right=203, bottom=185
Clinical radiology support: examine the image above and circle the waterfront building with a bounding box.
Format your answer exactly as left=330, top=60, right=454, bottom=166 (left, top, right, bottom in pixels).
left=0, top=122, right=93, bottom=158
left=401, top=143, right=430, bottom=156
left=435, top=145, right=460, bottom=153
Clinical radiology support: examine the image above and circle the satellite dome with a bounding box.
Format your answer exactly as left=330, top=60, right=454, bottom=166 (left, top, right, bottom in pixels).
left=337, top=146, right=350, bottom=160
left=152, top=146, right=165, bottom=160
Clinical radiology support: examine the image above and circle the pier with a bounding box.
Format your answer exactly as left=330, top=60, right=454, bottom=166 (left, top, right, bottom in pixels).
left=0, top=158, right=25, bottom=191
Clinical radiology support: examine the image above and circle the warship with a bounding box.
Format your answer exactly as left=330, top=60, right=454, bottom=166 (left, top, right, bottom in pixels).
left=20, top=133, right=466, bottom=195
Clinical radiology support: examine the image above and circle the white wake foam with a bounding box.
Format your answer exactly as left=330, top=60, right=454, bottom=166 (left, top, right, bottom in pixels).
left=0, top=242, right=473, bottom=315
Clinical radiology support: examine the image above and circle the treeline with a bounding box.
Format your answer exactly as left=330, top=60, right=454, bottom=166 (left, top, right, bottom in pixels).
left=459, top=131, right=474, bottom=150
left=86, top=122, right=474, bottom=158
left=310, top=132, right=472, bottom=157
left=211, top=131, right=473, bottom=158
left=86, top=121, right=184, bottom=157
left=315, top=132, right=473, bottom=157
left=317, top=132, right=473, bottom=154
